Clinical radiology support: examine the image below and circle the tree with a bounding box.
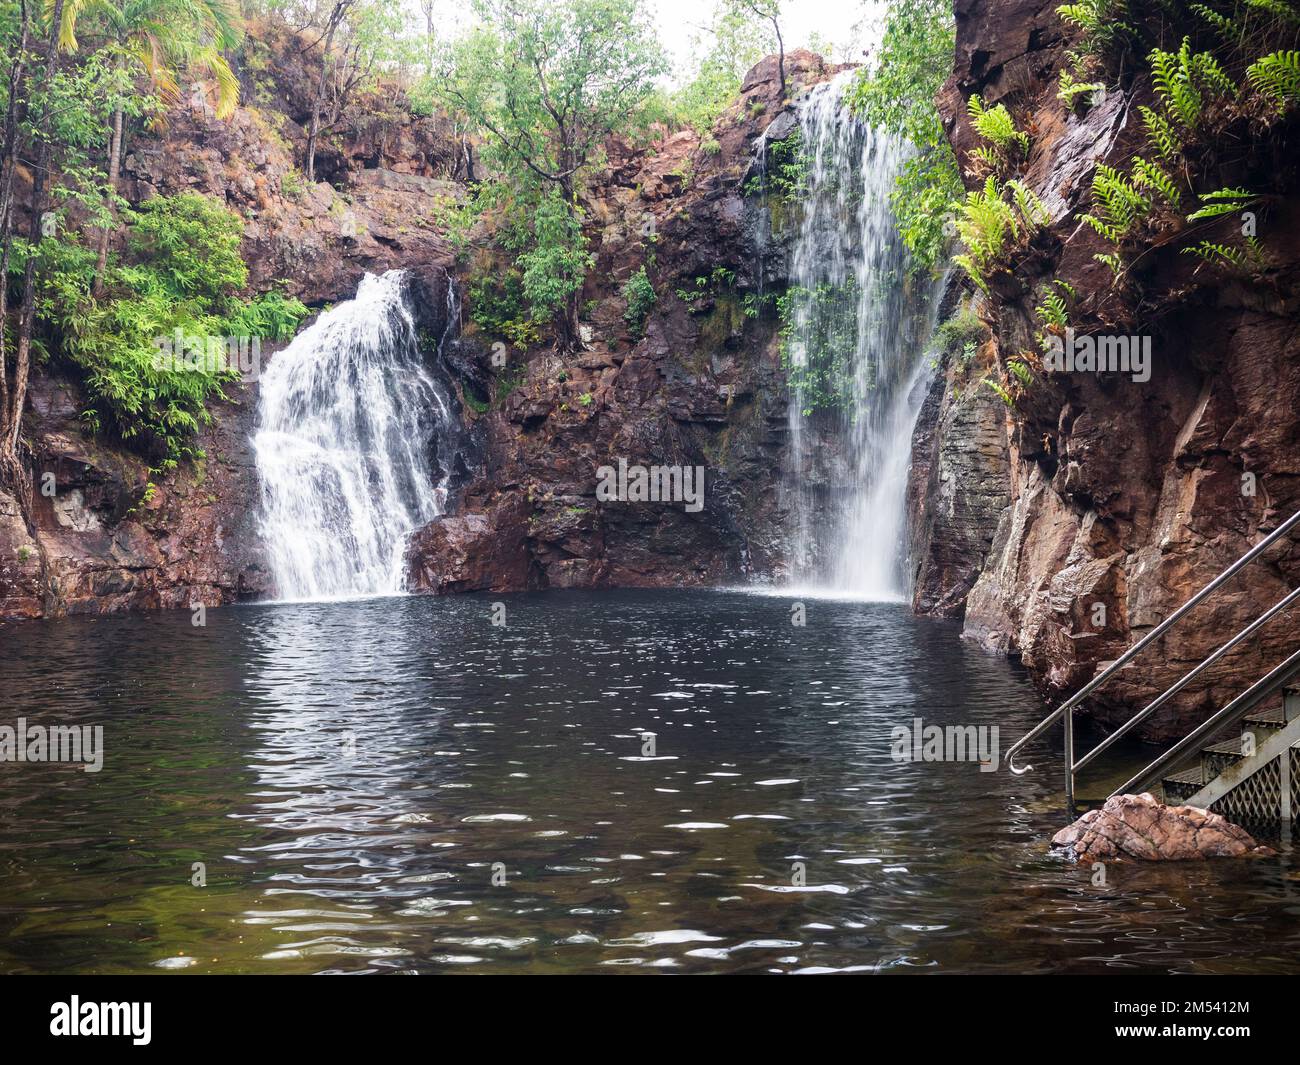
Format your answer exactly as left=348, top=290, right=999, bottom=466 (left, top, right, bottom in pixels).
left=303, top=0, right=353, bottom=182
left=726, top=0, right=784, bottom=100
left=432, top=0, right=667, bottom=351
left=2, top=0, right=65, bottom=495
left=846, top=0, right=960, bottom=275
left=674, top=2, right=776, bottom=132
left=53, top=0, right=243, bottom=293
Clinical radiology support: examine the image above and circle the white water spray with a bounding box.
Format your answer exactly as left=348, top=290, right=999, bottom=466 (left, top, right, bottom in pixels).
left=254, top=271, right=453, bottom=602
left=782, top=73, right=941, bottom=602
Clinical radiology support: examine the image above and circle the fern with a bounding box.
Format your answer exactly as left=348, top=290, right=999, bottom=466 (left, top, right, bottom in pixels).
left=1094, top=251, right=1126, bottom=280
left=968, top=94, right=1030, bottom=157
left=1149, top=38, right=1238, bottom=130
left=982, top=376, right=1015, bottom=407
left=1035, top=291, right=1070, bottom=330
left=1245, top=0, right=1300, bottom=24
left=1192, top=2, right=1242, bottom=45
left=1187, top=186, right=1255, bottom=221
left=1131, top=156, right=1182, bottom=208
left=1182, top=240, right=1248, bottom=267
left=1141, top=105, right=1182, bottom=161
left=1081, top=164, right=1151, bottom=243
left=1247, top=51, right=1300, bottom=110
left=1058, top=69, right=1105, bottom=110
left=1056, top=0, right=1134, bottom=54
left=1008, top=179, right=1052, bottom=228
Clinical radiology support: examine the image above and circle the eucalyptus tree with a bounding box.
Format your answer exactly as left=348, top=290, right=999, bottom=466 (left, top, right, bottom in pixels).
left=432, top=0, right=667, bottom=351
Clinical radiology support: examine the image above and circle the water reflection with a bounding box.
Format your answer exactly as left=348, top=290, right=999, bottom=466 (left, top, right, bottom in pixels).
left=0, top=590, right=1297, bottom=974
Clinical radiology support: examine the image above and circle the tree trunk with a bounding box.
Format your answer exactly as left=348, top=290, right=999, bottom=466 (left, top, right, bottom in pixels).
left=91, top=96, right=125, bottom=297
left=0, top=0, right=32, bottom=440
left=3, top=0, right=65, bottom=468
left=774, top=20, right=785, bottom=100
left=305, top=3, right=349, bottom=184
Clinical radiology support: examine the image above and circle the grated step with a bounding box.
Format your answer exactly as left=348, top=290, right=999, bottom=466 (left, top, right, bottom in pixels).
left=1202, top=739, right=1244, bottom=779
left=1243, top=706, right=1286, bottom=729
left=1162, top=768, right=1204, bottom=805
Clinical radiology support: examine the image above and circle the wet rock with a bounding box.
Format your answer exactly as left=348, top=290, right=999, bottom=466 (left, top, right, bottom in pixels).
left=1051, top=792, right=1276, bottom=862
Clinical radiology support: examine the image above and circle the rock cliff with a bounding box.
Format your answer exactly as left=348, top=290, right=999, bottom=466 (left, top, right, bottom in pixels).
left=909, top=0, right=1300, bottom=739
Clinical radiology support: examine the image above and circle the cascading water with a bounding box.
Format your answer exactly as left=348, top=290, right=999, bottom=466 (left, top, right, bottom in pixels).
left=254, top=270, right=454, bottom=601
left=782, top=72, right=942, bottom=602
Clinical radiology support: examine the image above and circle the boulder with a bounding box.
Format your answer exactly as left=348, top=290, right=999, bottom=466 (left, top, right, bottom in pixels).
left=1051, top=792, right=1275, bottom=862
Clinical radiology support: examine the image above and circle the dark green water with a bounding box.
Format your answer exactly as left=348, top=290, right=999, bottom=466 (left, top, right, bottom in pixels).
left=1, top=589, right=1297, bottom=974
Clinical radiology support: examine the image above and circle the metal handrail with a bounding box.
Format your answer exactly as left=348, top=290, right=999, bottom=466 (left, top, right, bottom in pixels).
left=1005, top=506, right=1300, bottom=808
left=1072, top=583, right=1300, bottom=774
left=1109, top=646, right=1300, bottom=799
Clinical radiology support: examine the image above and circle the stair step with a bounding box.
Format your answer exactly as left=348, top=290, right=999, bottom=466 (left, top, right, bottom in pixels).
left=1202, top=739, right=1244, bottom=779
left=1162, top=768, right=1204, bottom=805
left=1243, top=706, right=1286, bottom=729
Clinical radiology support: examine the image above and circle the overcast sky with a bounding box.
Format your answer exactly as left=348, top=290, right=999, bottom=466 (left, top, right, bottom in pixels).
left=421, top=0, right=882, bottom=85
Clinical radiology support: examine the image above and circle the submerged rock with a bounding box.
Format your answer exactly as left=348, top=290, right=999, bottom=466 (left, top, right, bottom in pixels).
left=1051, top=792, right=1275, bottom=862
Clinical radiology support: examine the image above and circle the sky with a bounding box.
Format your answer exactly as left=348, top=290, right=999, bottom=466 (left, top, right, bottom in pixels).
left=419, top=0, right=883, bottom=86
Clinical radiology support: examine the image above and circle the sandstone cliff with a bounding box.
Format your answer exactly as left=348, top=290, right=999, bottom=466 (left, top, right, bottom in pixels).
left=909, top=0, right=1300, bottom=740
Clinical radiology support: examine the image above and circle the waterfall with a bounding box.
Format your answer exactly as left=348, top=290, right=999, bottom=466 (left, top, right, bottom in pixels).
left=253, top=270, right=454, bottom=602
left=782, top=73, right=940, bottom=602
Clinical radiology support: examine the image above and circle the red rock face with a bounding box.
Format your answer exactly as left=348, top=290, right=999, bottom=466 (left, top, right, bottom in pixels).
left=0, top=375, right=270, bottom=619
left=2, top=44, right=842, bottom=617
left=909, top=0, right=1300, bottom=740
left=401, top=51, right=846, bottom=597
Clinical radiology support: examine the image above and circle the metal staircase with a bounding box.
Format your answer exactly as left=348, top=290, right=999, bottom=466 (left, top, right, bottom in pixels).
left=1005, top=507, right=1300, bottom=840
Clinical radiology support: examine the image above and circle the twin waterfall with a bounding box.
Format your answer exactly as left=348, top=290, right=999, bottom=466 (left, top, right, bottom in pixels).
left=251, top=83, right=934, bottom=605
left=782, top=74, right=939, bottom=602
left=253, top=271, right=453, bottom=601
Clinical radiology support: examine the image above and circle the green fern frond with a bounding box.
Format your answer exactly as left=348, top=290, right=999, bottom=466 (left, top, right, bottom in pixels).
left=1187, top=186, right=1255, bottom=221
left=1182, top=240, right=1248, bottom=267
left=1247, top=51, right=1300, bottom=110
left=1141, top=105, right=1182, bottom=161
left=1131, top=156, right=1182, bottom=208
left=968, top=94, right=1030, bottom=155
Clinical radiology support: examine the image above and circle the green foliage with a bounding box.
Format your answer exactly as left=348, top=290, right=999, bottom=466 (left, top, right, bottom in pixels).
left=845, top=0, right=961, bottom=276
left=1247, top=50, right=1300, bottom=109
left=952, top=177, right=1047, bottom=292
left=1056, top=0, right=1135, bottom=55
left=967, top=94, right=1030, bottom=171
left=126, top=193, right=248, bottom=306
left=931, top=305, right=987, bottom=368
left=1130, top=156, right=1182, bottom=208
left=670, top=5, right=775, bottom=132
left=1141, top=105, right=1183, bottom=161
left=777, top=280, right=864, bottom=414
left=513, top=190, right=595, bottom=322
left=1149, top=37, right=1237, bottom=131
left=1182, top=239, right=1249, bottom=267
left=621, top=265, right=656, bottom=339
left=1080, top=163, right=1151, bottom=243
left=469, top=269, right=544, bottom=351
left=1186, top=186, right=1256, bottom=220
left=426, top=0, right=667, bottom=344
left=16, top=193, right=304, bottom=465
left=1058, top=68, right=1105, bottom=110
